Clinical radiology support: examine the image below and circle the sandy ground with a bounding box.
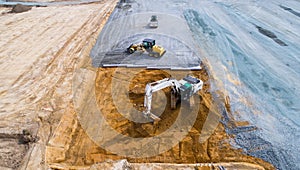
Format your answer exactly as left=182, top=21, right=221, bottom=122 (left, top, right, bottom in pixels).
left=0, top=1, right=117, bottom=169
left=0, top=1, right=275, bottom=170
left=0, top=7, right=10, bottom=14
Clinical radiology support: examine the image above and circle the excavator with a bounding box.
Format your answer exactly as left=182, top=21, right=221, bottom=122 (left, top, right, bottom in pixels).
left=143, top=75, right=203, bottom=121
left=127, top=39, right=166, bottom=57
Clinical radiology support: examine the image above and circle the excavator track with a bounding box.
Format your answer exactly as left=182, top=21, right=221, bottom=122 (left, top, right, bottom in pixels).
left=171, top=90, right=176, bottom=109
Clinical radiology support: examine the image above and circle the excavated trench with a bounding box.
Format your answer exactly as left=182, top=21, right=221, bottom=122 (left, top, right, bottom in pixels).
left=46, top=64, right=273, bottom=169
left=89, top=66, right=274, bottom=168
left=95, top=67, right=210, bottom=139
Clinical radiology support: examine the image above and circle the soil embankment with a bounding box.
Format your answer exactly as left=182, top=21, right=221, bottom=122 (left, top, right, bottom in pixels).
left=0, top=1, right=118, bottom=169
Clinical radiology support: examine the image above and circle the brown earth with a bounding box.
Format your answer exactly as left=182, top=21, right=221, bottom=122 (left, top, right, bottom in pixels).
left=96, top=67, right=275, bottom=168
left=46, top=65, right=274, bottom=169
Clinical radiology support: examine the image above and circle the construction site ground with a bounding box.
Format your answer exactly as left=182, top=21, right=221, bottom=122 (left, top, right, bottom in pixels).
left=0, top=1, right=118, bottom=169
left=45, top=65, right=273, bottom=169
left=1, top=0, right=293, bottom=169
left=90, top=1, right=202, bottom=70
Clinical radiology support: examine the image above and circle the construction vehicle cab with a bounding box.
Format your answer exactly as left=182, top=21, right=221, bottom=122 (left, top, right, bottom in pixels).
left=142, top=39, right=155, bottom=49
left=178, top=76, right=202, bottom=102
left=149, top=15, right=158, bottom=28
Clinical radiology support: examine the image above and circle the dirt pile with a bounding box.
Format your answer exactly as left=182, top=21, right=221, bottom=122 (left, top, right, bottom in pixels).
left=10, top=4, right=32, bottom=13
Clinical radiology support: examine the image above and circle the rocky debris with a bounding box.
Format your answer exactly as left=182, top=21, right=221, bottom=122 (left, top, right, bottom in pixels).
left=10, top=4, right=32, bottom=13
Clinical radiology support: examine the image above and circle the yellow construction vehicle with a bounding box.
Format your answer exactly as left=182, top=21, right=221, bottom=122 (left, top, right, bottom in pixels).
left=126, top=39, right=166, bottom=57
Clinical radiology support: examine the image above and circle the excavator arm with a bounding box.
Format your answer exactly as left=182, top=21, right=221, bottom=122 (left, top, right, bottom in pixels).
left=143, top=78, right=180, bottom=121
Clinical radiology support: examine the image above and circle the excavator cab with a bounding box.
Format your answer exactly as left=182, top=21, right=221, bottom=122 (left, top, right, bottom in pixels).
left=179, top=83, right=193, bottom=101
left=142, top=39, right=155, bottom=49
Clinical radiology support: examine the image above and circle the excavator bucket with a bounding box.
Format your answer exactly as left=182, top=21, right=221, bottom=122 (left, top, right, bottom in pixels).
left=152, top=45, right=166, bottom=57
left=143, top=111, right=161, bottom=122
left=126, top=44, right=135, bottom=54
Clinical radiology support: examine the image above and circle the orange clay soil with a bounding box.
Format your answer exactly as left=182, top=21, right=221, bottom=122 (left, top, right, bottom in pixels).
left=46, top=66, right=274, bottom=169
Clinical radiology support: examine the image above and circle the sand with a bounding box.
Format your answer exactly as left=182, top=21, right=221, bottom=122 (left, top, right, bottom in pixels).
left=0, top=1, right=117, bottom=168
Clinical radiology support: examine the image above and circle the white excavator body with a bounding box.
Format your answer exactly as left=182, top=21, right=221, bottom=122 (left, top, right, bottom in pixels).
left=143, top=75, right=203, bottom=121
